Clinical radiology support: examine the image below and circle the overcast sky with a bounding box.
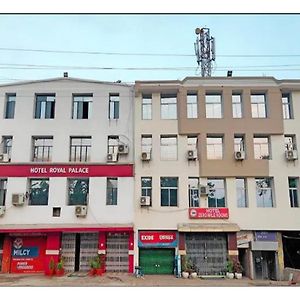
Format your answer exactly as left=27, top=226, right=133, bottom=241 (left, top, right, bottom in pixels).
left=0, top=14, right=300, bottom=83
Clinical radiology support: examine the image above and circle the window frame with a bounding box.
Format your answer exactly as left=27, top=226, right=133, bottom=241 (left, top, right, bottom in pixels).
left=0, top=179, right=7, bottom=206
left=188, top=177, right=199, bottom=207
left=70, top=136, right=91, bottom=162
left=253, top=136, right=270, bottom=159
left=67, top=178, right=89, bottom=206
left=236, top=178, right=248, bottom=208
left=28, top=178, right=49, bottom=206
left=282, top=93, right=293, bottom=120
left=4, top=94, right=16, bottom=119
left=106, top=177, right=118, bottom=205
left=141, top=177, right=152, bottom=206
left=207, top=178, right=226, bottom=208
left=160, top=94, right=177, bottom=120
left=142, top=94, right=152, bottom=120
left=255, top=177, right=274, bottom=208
left=206, top=135, right=223, bottom=160
left=35, top=94, right=56, bottom=119
left=72, top=94, right=93, bottom=119
left=160, top=177, right=178, bottom=207
left=187, top=93, right=198, bottom=119
left=205, top=93, right=223, bottom=118
left=288, top=177, right=299, bottom=208
left=160, top=135, right=178, bottom=161
left=232, top=93, right=243, bottom=118
left=108, top=93, right=120, bottom=120
left=251, top=93, right=267, bottom=118
left=32, top=136, right=53, bottom=162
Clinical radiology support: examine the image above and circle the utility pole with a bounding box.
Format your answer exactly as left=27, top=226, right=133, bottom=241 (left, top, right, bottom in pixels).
left=194, top=27, right=215, bottom=77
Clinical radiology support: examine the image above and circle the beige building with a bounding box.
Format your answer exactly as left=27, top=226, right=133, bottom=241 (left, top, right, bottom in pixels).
left=134, top=76, right=300, bottom=280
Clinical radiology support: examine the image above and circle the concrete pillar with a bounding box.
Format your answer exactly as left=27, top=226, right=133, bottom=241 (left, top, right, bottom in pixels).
left=277, top=232, right=285, bottom=281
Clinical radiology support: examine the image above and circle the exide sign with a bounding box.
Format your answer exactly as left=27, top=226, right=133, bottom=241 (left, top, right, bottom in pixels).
left=138, top=231, right=177, bottom=247
left=189, top=208, right=229, bottom=219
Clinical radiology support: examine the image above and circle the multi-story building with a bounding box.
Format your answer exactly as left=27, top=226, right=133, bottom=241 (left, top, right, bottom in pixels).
left=0, top=75, right=135, bottom=274
left=134, top=76, right=300, bottom=280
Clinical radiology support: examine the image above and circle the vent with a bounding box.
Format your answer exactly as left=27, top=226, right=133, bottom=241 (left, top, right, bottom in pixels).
left=118, top=144, right=129, bottom=154
left=140, top=196, right=151, bottom=206
left=234, top=151, right=245, bottom=160
left=285, top=149, right=298, bottom=161
left=75, top=205, right=87, bottom=217
left=107, top=153, right=118, bottom=162
left=187, top=150, right=197, bottom=160
left=0, top=206, right=5, bottom=216
left=12, top=193, right=25, bottom=206
left=141, top=151, right=151, bottom=161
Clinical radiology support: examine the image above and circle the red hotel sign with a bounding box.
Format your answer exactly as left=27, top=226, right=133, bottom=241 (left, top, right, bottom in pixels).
left=189, top=208, right=229, bottom=219
left=0, top=164, right=133, bottom=177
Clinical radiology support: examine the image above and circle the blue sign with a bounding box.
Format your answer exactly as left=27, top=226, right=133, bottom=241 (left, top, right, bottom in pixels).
left=255, top=231, right=277, bottom=242
left=12, top=247, right=39, bottom=258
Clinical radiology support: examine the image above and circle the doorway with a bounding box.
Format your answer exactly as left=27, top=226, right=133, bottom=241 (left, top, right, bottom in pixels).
left=253, top=251, right=277, bottom=280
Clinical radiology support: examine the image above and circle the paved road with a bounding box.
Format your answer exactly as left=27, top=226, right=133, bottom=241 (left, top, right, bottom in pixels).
left=0, top=273, right=297, bottom=287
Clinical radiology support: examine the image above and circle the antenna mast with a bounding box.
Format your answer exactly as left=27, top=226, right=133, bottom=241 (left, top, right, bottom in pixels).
left=194, top=27, right=215, bottom=77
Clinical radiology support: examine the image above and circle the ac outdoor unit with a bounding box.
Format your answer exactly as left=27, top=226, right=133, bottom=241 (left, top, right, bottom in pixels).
left=187, top=150, right=197, bottom=160
left=118, top=144, right=129, bottom=154
left=140, top=196, right=151, bottom=206
left=285, top=150, right=298, bottom=161
left=234, top=151, right=245, bottom=161
left=141, top=151, right=151, bottom=161
left=0, top=206, right=6, bottom=216
left=12, top=193, right=25, bottom=206
left=200, top=186, right=209, bottom=196
left=107, top=153, right=118, bottom=162
left=0, top=153, right=10, bottom=163
left=75, top=205, right=87, bottom=217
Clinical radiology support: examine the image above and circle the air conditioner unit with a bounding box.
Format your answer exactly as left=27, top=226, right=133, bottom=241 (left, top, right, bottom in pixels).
left=0, top=153, right=10, bottom=163
left=107, top=153, right=118, bottom=162
left=0, top=206, right=6, bottom=216
left=187, top=150, right=197, bottom=160
left=75, top=205, right=87, bottom=217
left=140, top=196, right=151, bottom=206
left=118, top=144, right=129, bottom=154
left=200, top=185, right=209, bottom=196
left=234, top=151, right=245, bottom=160
left=12, top=193, right=25, bottom=206
left=141, top=151, right=151, bottom=161
left=285, top=149, right=298, bottom=161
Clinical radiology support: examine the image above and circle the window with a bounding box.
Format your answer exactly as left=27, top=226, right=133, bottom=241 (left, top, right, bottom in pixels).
left=108, top=135, right=119, bottom=154
left=142, top=95, right=152, bottom=120
left=207, top=179, right=226, bottom=207
left=251, top=94, right=267, bottom=118
left=108, top=93, right=119, bottom=120
left=187, top=136, right=198, bottom=150
left=284, top=135, right=297, bottom=151
left=5, top=94, right=16, bottom=119
left=289, top=178, right=299, bottom=208
left=187, top=94, right=198, bottom=118
left=232, top=93, right=242, bottom=118
left=32, top=137, right=53, bottom=162
left=141, top=135, right=152, bottom=153
left=256, top=178, right=274, bottom=207
left=160, top=135, right=177, bottom=160
left=188, top=177, right=199, bottom=207
left=72, top=94, right=93, bottom=119
left=205, top=94, right=222, bottom=118
left=29, top=179, right=49, bottom=205
left=1, top=136, right=12, bottom=160
left=70, top=137, right=91, bottom=162
left=207, top=136, right=223, bottom=159
left=282, top=93, right=293, bottom=119
left=234, top=135, right=245, bottom=152
left=0, top=179, right=7, bottom=206
left=254, top=136, right=270, bottom=159
left=68, top=179, right=89, bottom=205
left=35, top=94, right=55, bottom=119
left=141, top=177, right=152, bottom=205
left=161, top=94, right=177, bottom=119
left=236, top=178, right=248, bottom=207
left=106, top=178, right=118, bottom=205
left=161, top=177, right=178, bottom=207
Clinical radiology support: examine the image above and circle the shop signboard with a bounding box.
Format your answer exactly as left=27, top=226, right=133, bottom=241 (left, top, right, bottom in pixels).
left=138, top=231, right=177, bottom=247
left=189, top=208, right=229, bottom=219
left=254, top=231, right=277, bottom=242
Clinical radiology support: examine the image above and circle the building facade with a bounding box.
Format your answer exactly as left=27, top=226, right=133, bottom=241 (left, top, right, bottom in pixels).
left=0, top=76, right=135, bottom=274
left=134, top=77, right=300, bottom=280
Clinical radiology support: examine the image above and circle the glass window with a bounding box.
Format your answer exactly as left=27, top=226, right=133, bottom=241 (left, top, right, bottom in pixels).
left=5, top=94, right=16, bottom=119
left=1, top=136, right=12, bottom=160
left=107, top=135, right=119, bottom=154
left=70, top=137, right=91, bottom=162
left=187, top=136, right=197, bottom=150
left=108, top=93, right=119, bottom=120
left=35, top=94, right=55, bottom=119
left=32, top=137, right=53, bottom=162
left=234, top=135, right=245, bottom=152
left=29, top=179, right=49, bottom=206
left=232, top=94, right=242, bottom=118
left=161, top=177, right=178, bottom=207
left=188, top=177, right=199, bottom=207
left=68, top=178, right=89, bottom=205
left=161, top=94, right=177, bottom=119
left=284, top=135, right=297, bottom=151
left=106, top=177, right=118, bottom=205
left=251, top=94, right=267, bottom=118
left=256, top=178, right=274, bottom=207
left=207, top=179, right=226, bottom=207
left=207, top=136, right=223, bottom=159
left=160, top=135, right=177, bottom=160
left=289, top=178, right=299, bottom=208
left=205, top=94, right=222, bottom=118
left=187, top=94, right=198, bottom=118
left=254, top=137, right=270, bottom=159
left=0, top=179, right=7, bottom=206
left=72, top=94, right=93, bottom=119
left=142, top=95, right=152, bottom=120
left=141, top=135, right=152, bottom=153
left=282, top=93, right=293, bottom=119
left=236, top=178, right=247, bottom=208
left=141, top=177, right=152, bottom=205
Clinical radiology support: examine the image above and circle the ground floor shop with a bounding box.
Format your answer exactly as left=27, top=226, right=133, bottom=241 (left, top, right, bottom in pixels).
left=282, top=231, right=300, bottom=270
left=0, top=226, right=134, bottom=274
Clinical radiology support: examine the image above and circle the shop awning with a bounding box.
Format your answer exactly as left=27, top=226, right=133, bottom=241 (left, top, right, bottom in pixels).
left=178, top=223, right=240, bottom=232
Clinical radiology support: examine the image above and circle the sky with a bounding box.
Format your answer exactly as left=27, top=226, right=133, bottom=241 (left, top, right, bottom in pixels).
left=0, top=14, right=300, bottom=84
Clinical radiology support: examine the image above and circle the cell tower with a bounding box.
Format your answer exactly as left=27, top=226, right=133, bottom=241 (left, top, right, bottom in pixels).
left=194, top=27, right=216, bottom=77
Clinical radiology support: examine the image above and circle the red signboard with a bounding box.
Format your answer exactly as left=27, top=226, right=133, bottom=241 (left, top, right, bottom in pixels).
left=0, top=164, right=133, bottom=177
left=189, top=208, right=229, bottom=219
left=138, top=231, right=177, bottom=246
